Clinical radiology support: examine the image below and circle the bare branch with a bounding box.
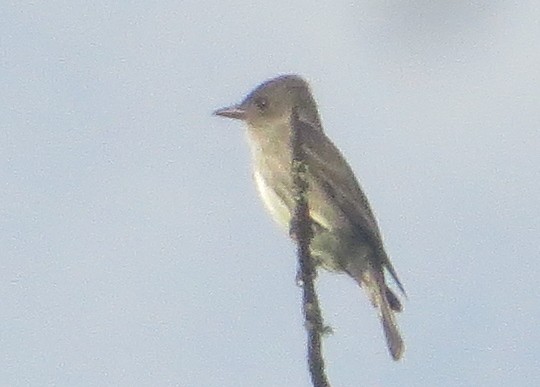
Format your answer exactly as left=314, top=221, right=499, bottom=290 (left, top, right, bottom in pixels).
left=290, top=107, right=331, bottom=387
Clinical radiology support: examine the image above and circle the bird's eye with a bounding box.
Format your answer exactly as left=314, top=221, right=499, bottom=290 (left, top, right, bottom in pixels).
left=253, top=97, right=268, bottom=112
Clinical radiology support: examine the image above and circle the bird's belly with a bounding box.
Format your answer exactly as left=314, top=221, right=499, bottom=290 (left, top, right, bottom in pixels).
left=253, top=169, right=372, bottom=273
left=253, top=169, right=292, bottom=230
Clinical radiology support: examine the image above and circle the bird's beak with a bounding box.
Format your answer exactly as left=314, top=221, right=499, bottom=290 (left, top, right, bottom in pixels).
left=213, top=105, right=246, bottom=120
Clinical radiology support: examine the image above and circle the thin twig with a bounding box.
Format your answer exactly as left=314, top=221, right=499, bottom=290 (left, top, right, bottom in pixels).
left=290, top=107, right=331, bottom=387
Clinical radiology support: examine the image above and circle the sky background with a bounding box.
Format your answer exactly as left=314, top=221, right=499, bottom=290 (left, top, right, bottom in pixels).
left=1, top=1, right=539, bottom=386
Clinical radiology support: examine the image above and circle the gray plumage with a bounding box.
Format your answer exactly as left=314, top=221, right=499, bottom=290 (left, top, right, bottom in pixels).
left=214, top=75, right=406, bottom=360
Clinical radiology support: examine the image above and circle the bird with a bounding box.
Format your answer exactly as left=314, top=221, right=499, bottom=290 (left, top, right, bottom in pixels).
left=214, top=74, right=406, bottom=360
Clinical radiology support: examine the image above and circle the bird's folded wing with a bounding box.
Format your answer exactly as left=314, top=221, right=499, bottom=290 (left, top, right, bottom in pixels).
left=298, top=119, right=406, bottom=295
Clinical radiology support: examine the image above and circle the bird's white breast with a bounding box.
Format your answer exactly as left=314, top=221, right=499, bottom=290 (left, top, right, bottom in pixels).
left=253, top=169, right=291, bottom=230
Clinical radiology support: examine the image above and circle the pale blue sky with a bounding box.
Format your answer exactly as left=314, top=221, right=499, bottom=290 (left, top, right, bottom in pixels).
left=1, top=1, right=539, bottom=386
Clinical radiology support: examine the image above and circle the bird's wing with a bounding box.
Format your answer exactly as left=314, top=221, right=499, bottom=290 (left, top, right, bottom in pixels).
left=298, top=121, right=381, bottom=239
left=297, top=119, right=406, bottom=294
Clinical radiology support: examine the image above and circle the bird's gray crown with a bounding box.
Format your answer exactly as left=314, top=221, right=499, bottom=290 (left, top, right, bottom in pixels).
left=240, top=74, right=308, bottom=105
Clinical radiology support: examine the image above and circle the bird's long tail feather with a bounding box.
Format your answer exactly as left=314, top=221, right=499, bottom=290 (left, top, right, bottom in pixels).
left=360, top=269, right=405, bottom=360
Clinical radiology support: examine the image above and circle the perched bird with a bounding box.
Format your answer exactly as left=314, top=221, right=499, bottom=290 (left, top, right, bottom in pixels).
left=214, top=75, right=406, bottom=360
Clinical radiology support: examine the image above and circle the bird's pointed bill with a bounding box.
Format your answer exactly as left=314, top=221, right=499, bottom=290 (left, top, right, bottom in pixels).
left=213, top=105, right=246, bottom=120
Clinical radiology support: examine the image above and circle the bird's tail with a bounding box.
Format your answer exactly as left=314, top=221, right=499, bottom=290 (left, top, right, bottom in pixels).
left=359, top=268, right=405, bottom=360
